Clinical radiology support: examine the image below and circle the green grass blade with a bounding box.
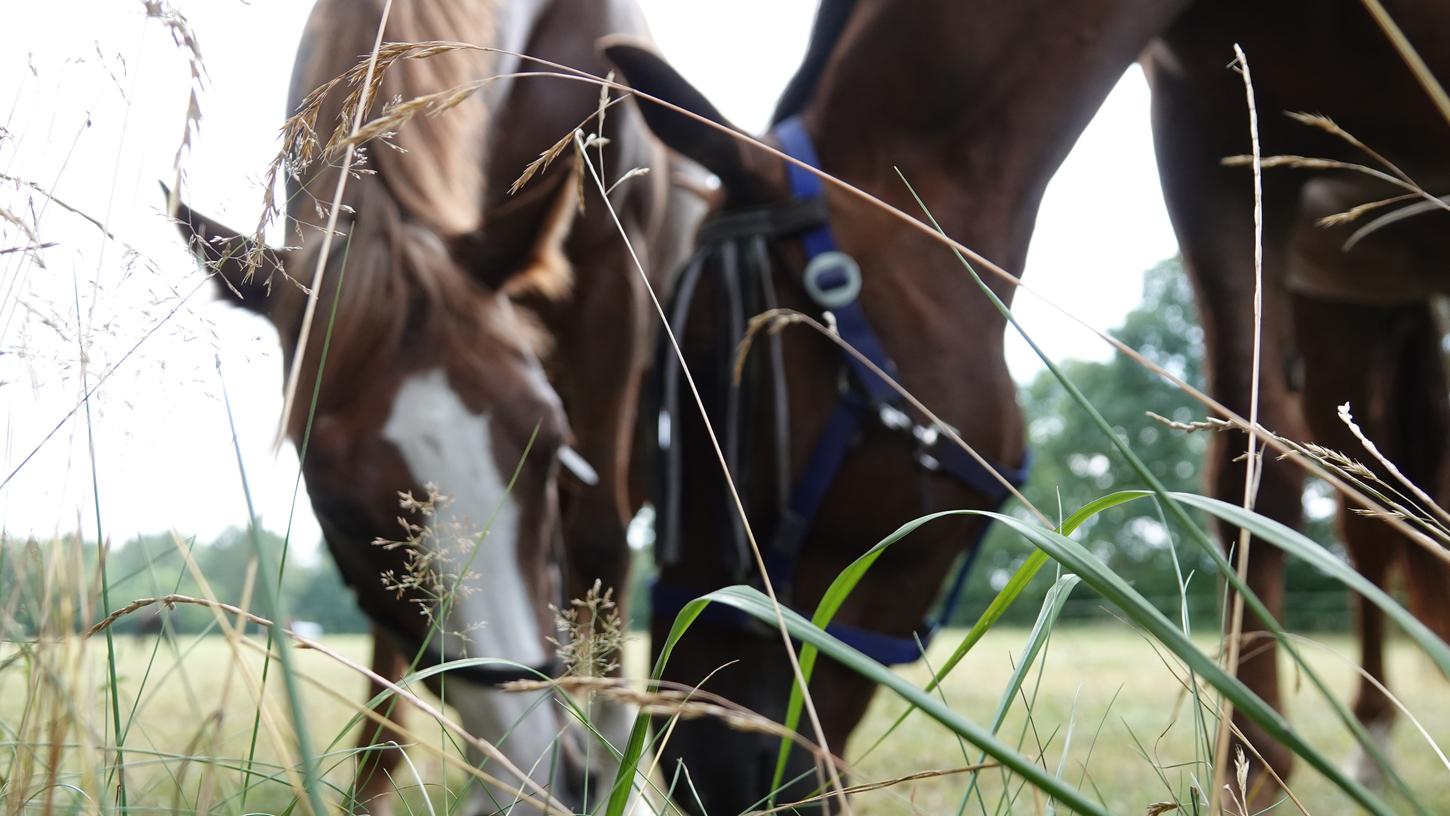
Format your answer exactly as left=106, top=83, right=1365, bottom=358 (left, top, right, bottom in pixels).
left=243, top=229, right=355, bottom=811
left=218, top=359, right=327, bottom=816
left=852, top=491, right=1151, bottom=767
left=1170, top=492, right=1450, bottom=674
left=74, top=274, right=125, bottom=813
left=960, top=573, right=1082, bottom=810
left=978, top=509, right=1396, bottom=815
left=609, top=584, right=1115, bottom=816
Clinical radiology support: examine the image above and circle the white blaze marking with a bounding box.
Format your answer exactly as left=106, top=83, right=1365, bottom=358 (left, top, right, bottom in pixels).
left=383, top=367, right=545, bottom=667
left=383, top=368, right=564, bottom=810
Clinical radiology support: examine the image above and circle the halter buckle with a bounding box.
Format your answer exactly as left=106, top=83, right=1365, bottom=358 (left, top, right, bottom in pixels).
left=878, top=403, right=912, bottom=432
left=802, top=250, right=862, bottom=310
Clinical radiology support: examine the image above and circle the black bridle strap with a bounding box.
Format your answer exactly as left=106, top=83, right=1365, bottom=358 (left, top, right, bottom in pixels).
left=696, top=197, right=831, bottom=245
left=656, top=251, right=707, bottom=568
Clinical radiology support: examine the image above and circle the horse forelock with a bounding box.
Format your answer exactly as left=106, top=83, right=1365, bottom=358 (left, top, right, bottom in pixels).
left=289, top=0, right=500, bottom=238
left=279, top=187, right=543, bottom=441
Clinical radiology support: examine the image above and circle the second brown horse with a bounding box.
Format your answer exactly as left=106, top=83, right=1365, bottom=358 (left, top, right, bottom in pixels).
left=612, top=0, right=1450, bottom=812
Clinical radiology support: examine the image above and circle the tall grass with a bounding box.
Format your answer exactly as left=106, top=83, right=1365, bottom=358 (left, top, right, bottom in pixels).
left=3, top=3, right=1449, bottom=816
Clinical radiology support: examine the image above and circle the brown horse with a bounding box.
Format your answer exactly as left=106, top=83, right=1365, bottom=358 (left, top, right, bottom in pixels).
left=606, top=1, right=1177, bottom=809
left=173, top=0, right=696, bottom=813
left=1145, top=0, right=1450, bottom=797
left=610, top=0, right=1450, bottom=811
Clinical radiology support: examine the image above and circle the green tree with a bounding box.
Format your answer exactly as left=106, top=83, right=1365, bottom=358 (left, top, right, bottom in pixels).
left=2, top=527, right=373, bottom=636
left=960, top=258, right=1348, bottom=630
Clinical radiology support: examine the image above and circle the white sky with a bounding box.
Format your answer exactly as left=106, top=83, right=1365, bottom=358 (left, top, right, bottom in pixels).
left=0, top=1, right=1178, bottom=550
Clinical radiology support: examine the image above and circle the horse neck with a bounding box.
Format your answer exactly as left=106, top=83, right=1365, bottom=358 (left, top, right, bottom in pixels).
left=803, top=0, right=1191, bottom=270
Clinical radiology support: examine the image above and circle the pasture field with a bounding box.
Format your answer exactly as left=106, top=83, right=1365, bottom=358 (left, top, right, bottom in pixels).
left=5, top=4, right=1450, bottom=815
left=2, top=624, right=1445, bottom=813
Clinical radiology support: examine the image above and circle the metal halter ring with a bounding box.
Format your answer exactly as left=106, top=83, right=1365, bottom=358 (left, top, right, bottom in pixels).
left=802, top=250, right=862, bottom=310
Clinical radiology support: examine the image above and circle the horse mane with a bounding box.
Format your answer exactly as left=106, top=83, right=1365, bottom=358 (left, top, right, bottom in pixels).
left=771, top=0, right=857, bottom=125
left=274, top=0, right=544, bottom=429
left=289, top=0, right=498, bottom=235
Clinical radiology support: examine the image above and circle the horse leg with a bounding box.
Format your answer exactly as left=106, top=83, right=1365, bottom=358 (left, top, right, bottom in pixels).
left=1341, top=521, right=1395, bottom=789
left=1375, top=303, right=1450, bottom=651
left=352, top=627, right=411, bottom=816
left=1145, top=43, right=1309, bottom=794
left=1294, top=294, right=1450, bottom=787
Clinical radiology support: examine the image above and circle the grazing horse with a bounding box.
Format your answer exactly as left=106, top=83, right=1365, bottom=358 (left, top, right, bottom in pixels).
left=173, top=0, right=696, bottom=813
left=1144, top=0, right=1450, bottom=795
left=607, top=0, right=1176, bottom=809
left=613, top=0, right=1450, bottom=810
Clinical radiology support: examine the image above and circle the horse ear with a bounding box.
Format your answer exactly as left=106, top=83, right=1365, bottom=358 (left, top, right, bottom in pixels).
left=452, top=163, right=578, bottom=299
left=163, top=184, right=282, bottom=314
left=602, top=39, right=760, bottom=198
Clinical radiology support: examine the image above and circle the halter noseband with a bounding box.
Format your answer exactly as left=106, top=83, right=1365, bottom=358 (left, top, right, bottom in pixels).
left=649, top=115, right=1030, bottom=666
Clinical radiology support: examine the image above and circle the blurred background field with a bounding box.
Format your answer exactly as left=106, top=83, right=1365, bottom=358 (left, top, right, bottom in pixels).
left=3, top=626, right=1444, bottom=813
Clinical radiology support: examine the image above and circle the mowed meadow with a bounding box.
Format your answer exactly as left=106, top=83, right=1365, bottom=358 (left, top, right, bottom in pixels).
left=5, top=2, right=1450, bottom=815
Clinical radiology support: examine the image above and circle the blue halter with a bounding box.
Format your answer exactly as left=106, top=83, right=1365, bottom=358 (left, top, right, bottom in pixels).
left=649, top=115, right=1030, bottom=666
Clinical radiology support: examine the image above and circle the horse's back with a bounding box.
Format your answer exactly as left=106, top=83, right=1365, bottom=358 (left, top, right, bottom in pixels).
left=1150, top=1, right=1450, bottom=166
left=1147, top=0, right=1450, bottom=303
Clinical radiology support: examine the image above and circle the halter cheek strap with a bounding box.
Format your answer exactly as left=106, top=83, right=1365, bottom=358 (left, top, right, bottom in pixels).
left=775, top=117, right=897, bottom=407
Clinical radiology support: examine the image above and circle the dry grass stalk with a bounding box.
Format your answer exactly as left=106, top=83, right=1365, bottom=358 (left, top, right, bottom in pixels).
left=571, top=130, right=854, bottom=814
left=747, top=762, right=998, bottom=815
left=271, top=0, right=394, bottom=450
left=144, top=1, right=207, bottom=212
left=0, top=242, right=56, bottom=257
left=1118, top=612, right=1310, bottom=815
left=1285, top=111, right=1411, bottom=182
left=510, top=92, right=632, bottom=200
left=548, top=578, right=624, bottom=678
left=164, top=533, right=312, bottom=808
left=372, top=485, right=488, bottom=645
left=248, top=39, right=490, bottom=285
left=1359, top=0, right=1450, bottom=129
left=1276, top=436, right=1450, bottom=547
left=1224, top=113, right=1450, bottom=249
left=1150, top=402, right=1450, bottom=548
left=1315, top=192, right=1418, bottom=227
left=508, top=675, right=816, bottom=745
left=167, top=528, right=261, bottom=813
left=1144, top=411, right=1234, bottom=434
left=1212, top=46, right=1266, bottom=816
left=1337, top=402, right=1450, bottom=531
left=246, top=35, right=630, bottom=289
left=85, top=591, right=577, bottom=814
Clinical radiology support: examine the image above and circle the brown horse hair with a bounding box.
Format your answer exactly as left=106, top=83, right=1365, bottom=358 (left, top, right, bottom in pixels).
left=270, top=0, right=576, bottom=438
left=292, top=0, right=499, bottom=236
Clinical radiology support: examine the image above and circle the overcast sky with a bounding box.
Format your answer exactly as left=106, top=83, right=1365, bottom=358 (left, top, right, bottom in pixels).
left=0, top=1, right=1178, bottom=550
